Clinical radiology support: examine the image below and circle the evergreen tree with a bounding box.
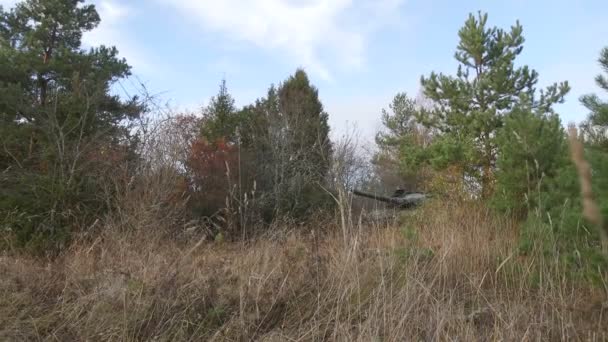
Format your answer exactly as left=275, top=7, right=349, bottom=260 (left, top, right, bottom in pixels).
left=271, top=69, right=332, bottom=216
left=235, top=85, right=284, bottom=221
left=417, top=12, right=569, bottom=198
left=576, top=46, right=608, bottom=261
left=200, top=79, right=239, bottom=144
left=501, top=48, right=608, bottom=277
left=580, top=46, right=608, bottom=147
left=191, top=71, right=333, bottom=222
left=0, top=0, right=144, bottom=250
left=235, top=70, right=333, bottom=218
left=278, top=69, right=332, bottom=183
left=376, top=93, right=419, bottom=149
left=493, top=103, right=567, bottom=216
left=374, top=92, right=431, bottom=190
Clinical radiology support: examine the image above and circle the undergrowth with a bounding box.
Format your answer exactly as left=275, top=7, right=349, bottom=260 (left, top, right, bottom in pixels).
left=1, top=200, right=607, bottom=341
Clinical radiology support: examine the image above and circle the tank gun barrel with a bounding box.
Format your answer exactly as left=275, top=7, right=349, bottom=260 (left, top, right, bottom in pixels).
left=352, top=189, right=428, bottom=209
left=352, top=190, right=395, bottom=203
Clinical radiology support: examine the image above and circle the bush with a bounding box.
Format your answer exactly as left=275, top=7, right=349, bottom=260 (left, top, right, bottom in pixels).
left=186, top=138, right=240, bottom=217
left=515, top=145, right=608, bottom=283
left=493, top=108, right=566, bottom=217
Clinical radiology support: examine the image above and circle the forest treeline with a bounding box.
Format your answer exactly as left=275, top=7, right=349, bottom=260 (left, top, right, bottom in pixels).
left=1, top=1, right=607, bottom=276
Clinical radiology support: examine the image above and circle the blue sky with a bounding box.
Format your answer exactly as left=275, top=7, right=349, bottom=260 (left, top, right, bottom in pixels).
left=2, top=0, right=607, bottom=142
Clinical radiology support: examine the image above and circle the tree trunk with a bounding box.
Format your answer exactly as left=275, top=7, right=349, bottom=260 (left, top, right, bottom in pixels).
left=481, top=137, right=494, bottom=199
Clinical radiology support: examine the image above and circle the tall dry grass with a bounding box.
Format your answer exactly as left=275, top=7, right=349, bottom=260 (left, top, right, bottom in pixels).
left=1, top=198, right=607, bottom=341
left=568, top=125, right=608, bottom=255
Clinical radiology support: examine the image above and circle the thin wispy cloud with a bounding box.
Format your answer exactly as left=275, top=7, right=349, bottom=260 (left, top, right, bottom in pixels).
left=158, top=0, right=406, bottom=80
left=0, top=0, right=17, bottom=8
left=82, top=0, right=130, bottom=47
left=82, top=1, right=152, bottom=73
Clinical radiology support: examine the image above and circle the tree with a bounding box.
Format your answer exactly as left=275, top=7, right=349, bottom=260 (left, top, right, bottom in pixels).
left=186, top=137, right=239, bottom=217
left=574, top=46, right=608, bottom=264
left=493, top=103, right=567, bottom=216
left=187, top=70, right=333, bottom=225
left=504, top=48, right=608, bottom=277
left=580, top=46, right=608, bottom=147
left=232, top=70, right=333, bottom=219
left=374, top=92, right=433, bottom=191
left=237, top=85, right=280, bottom=192
left=278, top=69, right=332, bottom=181
left=200, top=79, right=239, bottom=144
left=275, top=69, right=332, bottom=215
left=417, top=12, right=569, bottom=198
left=0, top=0, right=144, bottom=250
left=376, top=93, right=420, bottom=149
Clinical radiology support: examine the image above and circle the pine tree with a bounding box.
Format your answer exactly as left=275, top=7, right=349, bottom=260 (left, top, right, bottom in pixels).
left=580, top=46, right=608, bottom=147
left=200, top=79, right=239, bottom=144
left=374, top=92, right=431, bottom=190
left=577, top=46, right=608, bottom=260
left=418, top=12, right=569, bottom=198
left=0, top=0, right=144, bottom=250
left=0, top=0, right=140, bottom=131
left=493, top=103, right=566, bottom=216
left=376, top=93, right=419, bottom=149
left=498, top=48, right=608, bottom=276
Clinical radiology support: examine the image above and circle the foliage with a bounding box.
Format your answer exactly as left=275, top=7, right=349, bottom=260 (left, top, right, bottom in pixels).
left=186, top=138, right=239, bottom=217
left=277, top=69, right=332, bottom=182
left=579, top=46, right=608, bottom=236
left=236, top=70, right=333, bottom=219
left=515, top=47, right=608, bottom=279
left=200, top=79, right=240, bottom=144
left=184, top=70, right=333, bottom=228
left=0, top=0, right=144, bottom=252
left=376, top=93, right=421, bottom=149
left=578, top=60, right=608, bottom=256
left=493, top=104, right=567, bottom=217
left=374, top=92, right=434, bottom=190
left=580, top=47, right=608, bottom=129
left=416, top=12, right=569, bottom=197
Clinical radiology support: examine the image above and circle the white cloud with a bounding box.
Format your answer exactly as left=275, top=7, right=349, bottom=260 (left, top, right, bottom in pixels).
left=159, top=0, right=406, bottom=80
left=0, top=0, right=18, bottom=8
left=0, top=0, right=18, bottom=9
left=326, top=95, right=391, bottom=141
left=82, top=1, right=152, bottom=73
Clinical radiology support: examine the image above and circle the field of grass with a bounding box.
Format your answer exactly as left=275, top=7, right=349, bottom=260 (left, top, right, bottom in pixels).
left=1, top=200, right=607, bottom=341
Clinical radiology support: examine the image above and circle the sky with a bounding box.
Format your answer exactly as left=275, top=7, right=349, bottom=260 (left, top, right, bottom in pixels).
left=2, top=0, right=607, bottom=143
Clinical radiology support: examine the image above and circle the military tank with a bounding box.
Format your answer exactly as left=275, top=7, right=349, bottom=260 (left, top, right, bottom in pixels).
left=352, top=188, right=428, bottom=209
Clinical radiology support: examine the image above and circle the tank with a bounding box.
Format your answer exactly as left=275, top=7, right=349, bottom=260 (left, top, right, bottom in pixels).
left=352, top=188, right=428, bottom=209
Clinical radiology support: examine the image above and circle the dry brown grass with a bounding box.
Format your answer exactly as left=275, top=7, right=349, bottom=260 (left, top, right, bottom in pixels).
left=568, top=125, right=608, bottom=255
left=1, top=200, right=607, bottom=341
